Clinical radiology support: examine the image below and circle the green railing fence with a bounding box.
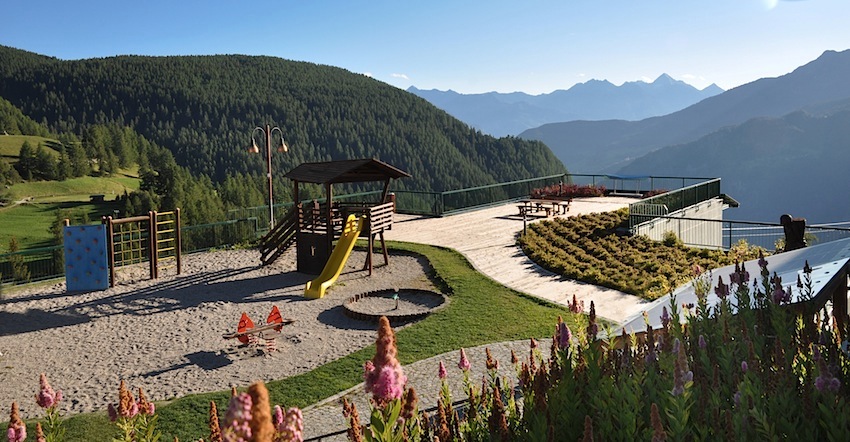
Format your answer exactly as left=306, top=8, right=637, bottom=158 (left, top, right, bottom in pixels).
left=629, top=178, right=722, bottom=229
left=0, top=173, right=766, bottom=288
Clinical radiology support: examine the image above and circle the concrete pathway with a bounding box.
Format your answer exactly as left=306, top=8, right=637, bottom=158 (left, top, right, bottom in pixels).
left=384, top=197, right=652, bottom=324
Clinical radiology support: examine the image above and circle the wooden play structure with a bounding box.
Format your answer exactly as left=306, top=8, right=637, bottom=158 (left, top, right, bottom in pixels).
left=258, top=158, right=410, bottom=277
left=101, top=209, right=182, bottom=287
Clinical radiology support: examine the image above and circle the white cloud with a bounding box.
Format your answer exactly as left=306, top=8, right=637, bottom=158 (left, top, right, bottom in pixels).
left=363, top=72, right=373, bottom=78
left=391, top=73, right=410, bottom=80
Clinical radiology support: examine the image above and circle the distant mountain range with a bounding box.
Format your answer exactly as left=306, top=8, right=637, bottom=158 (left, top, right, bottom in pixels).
left=618, top=101, right=850, bottom=223
left=408, top=75, right=723, bottom=137
left=520, top=49, right=850, bottom=175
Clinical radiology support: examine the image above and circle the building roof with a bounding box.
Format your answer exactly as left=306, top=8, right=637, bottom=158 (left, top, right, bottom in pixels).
left=284, top=158, right=411, bottom=185
left=621, top=236, right=850, bottom=334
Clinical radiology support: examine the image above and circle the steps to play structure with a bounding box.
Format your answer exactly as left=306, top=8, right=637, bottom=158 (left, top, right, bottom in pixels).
left=304, top=214, right=365, bottom=299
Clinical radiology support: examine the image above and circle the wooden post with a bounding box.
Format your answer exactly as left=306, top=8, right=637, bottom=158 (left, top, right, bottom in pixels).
left=367, top=232, right=374, bottom=276
left=175, top=208, right=182, bottom=275
left=326, top=183, right=334, bottom=253
left=105, top=216, right=115, bottom=288
left=380, top=231, right=389, bottom=266
left=149, top=211, right=158, bottom=279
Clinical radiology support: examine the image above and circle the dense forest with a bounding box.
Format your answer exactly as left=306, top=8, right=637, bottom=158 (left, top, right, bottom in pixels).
left=0, top=45, right=566, bottom=201
left=1, top=95, right=252, bottom=227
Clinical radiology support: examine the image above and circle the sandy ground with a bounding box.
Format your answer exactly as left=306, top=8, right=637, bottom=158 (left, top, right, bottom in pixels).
left=0, top=248, right=437, bottom=420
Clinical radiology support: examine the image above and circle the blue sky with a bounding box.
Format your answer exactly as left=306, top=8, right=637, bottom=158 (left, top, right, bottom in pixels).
left=2, top=0, right=848, bottom=94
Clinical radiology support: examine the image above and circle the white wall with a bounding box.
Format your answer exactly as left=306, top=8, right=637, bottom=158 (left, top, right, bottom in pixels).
left=632, top=197, right=727, bottom=249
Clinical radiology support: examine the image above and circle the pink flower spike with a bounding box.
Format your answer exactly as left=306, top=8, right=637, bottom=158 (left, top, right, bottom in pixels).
left=458, top=348, right=471, bottom=371
left=438, top=361, right=448, bottom=379
left=7, top=426, right=27, bottom=442
left=273, top=404, right=284, bottom=426
left=368, top=365, right=406, bottom=402
left=36, top=373, right=59, bottom=409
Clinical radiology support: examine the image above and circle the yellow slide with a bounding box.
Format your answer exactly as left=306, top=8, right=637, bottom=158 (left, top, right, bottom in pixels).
left=304, top=214, right=365, bottom=299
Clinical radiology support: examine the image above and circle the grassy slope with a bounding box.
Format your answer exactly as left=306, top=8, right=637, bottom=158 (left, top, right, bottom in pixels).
left=0, top=175, right=140, bottom=252
left=2, top=242, right=575, bottom=441
left=0, top=134, right=58, bottom=162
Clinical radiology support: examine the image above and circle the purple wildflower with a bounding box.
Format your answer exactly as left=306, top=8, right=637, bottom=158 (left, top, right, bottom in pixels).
left=741, top=360, right=748, bottom=373
left=558, top=321, right=572, bottom=348
left=698, top=335, right=707, bottom=349
left=660, top=306, right=671, bottom=329
left=672, top=338, right=681, bottom=355
left=730, top=266, right=740, bottom=285
left=715, top=276, right=729, bottom=299
left=438, top=361, right=447, bottom=380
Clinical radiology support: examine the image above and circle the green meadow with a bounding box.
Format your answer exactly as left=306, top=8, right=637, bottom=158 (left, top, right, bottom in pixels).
left=0, top=134, right=58, bottom=161
left=1, top=177, right=140, bottom=252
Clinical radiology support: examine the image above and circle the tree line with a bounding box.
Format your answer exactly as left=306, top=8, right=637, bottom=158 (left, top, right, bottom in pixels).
left=0, top=45, right=567, bottom=197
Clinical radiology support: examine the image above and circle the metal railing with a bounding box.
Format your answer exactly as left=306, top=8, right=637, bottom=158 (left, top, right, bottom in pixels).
left=629, top=178, right=721, bottom=229
left=0, top=174, right=749, bottom=287
left=1, top=218, right=262, bottom=286
left=633, top=215, right=850, bottom=251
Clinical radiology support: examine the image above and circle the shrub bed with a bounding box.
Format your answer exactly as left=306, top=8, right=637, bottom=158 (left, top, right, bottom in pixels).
left=518, top=208, right=761, bottom=299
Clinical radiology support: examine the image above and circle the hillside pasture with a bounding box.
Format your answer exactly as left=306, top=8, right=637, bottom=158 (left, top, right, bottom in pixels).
left=0, top=134, right=58, bottom=162
left=0, top=175, right=140, bottom=252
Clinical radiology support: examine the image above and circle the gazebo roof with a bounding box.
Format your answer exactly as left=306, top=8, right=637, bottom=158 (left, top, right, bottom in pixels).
left=284, top=158, right=411, bottom=185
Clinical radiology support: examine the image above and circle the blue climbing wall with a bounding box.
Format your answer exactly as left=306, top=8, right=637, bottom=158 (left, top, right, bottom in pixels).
left=64, top=224, right=109, bottom=292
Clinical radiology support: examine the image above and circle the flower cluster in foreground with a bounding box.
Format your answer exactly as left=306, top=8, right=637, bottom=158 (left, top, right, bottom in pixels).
left=341, top=261, right=850, bottom=440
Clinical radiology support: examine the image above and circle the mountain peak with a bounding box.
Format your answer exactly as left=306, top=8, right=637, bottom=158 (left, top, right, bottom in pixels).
left=653, top=73, right=675, bottom=84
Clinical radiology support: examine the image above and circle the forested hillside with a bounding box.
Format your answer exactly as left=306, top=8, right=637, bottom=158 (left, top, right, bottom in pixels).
left=619, top=104, right=850, bottom=223
left=0, top=45, right=566, bottom=195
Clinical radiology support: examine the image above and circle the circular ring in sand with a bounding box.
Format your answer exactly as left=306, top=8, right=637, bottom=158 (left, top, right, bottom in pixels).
left=343, top=288, right=447, bottom=325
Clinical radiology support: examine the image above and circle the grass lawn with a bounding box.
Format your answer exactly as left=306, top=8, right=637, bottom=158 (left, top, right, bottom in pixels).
left=2, top=241, right=576, bottom=441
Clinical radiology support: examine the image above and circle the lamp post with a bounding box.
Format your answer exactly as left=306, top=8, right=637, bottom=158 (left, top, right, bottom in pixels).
left=249, top=124, right=288, bottom=229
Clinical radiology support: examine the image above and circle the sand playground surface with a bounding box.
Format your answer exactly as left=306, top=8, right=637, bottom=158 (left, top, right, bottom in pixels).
left=0, top=248, right=438, bottom=420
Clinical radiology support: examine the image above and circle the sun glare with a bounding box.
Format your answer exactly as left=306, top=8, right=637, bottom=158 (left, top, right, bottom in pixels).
left=762, top=0, right=779, bottom=10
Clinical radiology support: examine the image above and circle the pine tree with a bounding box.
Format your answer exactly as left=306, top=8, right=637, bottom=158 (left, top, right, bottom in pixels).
left=15, top=140, right=35, bottom=180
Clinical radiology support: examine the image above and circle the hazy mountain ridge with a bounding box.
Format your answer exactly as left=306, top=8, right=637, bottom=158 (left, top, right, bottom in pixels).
left=408, top=74, right=722, bottom=137
left=520, top=49, right=850, bottom=174
left=618, top=102, right=850, bottom=223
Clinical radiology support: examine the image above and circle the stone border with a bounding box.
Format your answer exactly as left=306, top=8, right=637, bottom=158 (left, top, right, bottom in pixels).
left=343, top=288, right=448, bottom=325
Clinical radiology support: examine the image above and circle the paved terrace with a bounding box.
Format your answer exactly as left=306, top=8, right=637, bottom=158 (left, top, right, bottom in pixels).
left=384, top=196, right=652, bottom=324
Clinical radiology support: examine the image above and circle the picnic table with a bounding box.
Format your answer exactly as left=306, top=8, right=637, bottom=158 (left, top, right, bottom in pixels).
left=517, top=199, right=571, bottom=217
